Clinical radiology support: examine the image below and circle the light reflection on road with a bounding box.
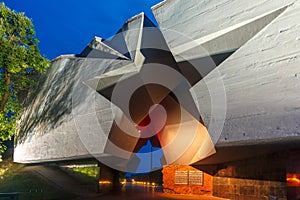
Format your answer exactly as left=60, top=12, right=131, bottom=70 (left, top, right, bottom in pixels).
left=95, top=182, right=226, bottom=200
left=122, top=182, right=163, bottom=193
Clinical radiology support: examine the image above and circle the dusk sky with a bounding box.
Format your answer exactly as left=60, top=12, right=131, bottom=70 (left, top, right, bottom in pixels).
left=2, top=0, right=162, bottom=60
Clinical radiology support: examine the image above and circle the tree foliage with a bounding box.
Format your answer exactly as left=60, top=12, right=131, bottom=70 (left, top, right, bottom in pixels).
left=0, top=3, right=49, bottom=153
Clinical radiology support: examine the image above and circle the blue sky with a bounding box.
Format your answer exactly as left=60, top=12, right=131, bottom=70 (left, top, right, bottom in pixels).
left=2, top=0, right=162, bottom=59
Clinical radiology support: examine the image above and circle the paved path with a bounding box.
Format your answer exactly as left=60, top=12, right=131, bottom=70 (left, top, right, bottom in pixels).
left=22, top=166, right=227, bottom=200
left=76, top=184, right=227, bottom=200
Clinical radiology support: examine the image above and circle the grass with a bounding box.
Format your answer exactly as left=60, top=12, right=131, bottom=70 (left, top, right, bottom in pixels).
left=72, top=167, right=99, bottom=179
left=62, top=166, right=99, bottom=185
left=0, top=160, right=77, bottom=200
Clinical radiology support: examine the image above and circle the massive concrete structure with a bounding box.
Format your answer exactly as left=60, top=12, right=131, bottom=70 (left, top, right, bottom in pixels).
left=14, top=0, right=300, bottom=198
left=14, top=13, right=218, bottom=173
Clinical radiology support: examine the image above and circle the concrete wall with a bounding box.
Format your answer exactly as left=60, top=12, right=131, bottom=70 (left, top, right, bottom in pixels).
left=162, top=165, right=212, bottom=195
left=153, top=0, right=300, bottom=146
left=14, top=55, right=121, bottom=163
left=153, top=0, right=293, bottom=46
left=212, top=152, right=287, bottom=199
left=15, top=0, right=300, bottom=166
left=213, top=177, right=286, bottom=200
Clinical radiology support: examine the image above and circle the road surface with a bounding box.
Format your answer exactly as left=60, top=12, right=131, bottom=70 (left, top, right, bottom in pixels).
left=77, top=183, right=227, bottom=200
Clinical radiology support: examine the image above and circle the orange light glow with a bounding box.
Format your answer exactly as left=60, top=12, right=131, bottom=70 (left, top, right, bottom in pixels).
left=287, top=177, right=300, bottom=184
left=99, top=181, right=112, bottom=184
left=128, top=180, right=157, bottom=187
left=287, top=174, right=300, bottom=186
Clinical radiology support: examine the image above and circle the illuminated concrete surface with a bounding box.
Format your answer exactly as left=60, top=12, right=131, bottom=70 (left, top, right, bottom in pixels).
left=14, top=0, right=300, bottom=170
left=14, top=13, right=217, bottom=169
left=153, top=0, right=300, bottom=163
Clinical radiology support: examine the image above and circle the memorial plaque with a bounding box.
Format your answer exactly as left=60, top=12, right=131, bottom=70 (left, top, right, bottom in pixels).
left=175, top=171, right=188, bottom=185
left=189, top=171, right=203, bottom=185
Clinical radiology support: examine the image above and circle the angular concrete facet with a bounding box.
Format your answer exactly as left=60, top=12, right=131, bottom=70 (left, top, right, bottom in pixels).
left=15, top=0, right=300, bottom=170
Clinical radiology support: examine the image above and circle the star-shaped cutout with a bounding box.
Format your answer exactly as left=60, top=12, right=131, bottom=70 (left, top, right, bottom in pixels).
left=81, top=9, right=278, bottom=171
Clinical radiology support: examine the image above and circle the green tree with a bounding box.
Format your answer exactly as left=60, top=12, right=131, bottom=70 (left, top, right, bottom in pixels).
left=0, top=3, right=49, bottom=153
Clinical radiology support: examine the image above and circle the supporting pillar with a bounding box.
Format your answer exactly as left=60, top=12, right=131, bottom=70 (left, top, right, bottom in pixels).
left=287, top=151, right=300, bottom=199
left=98, top=162, right=121, bottom=193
